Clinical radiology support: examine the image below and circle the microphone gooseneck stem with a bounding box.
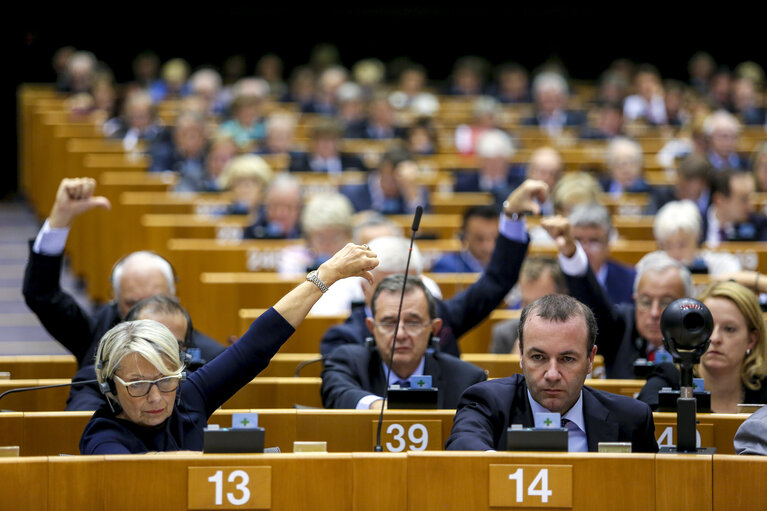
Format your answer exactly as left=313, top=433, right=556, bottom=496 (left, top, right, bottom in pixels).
left=0, top=379, right=99, bottom=403
left=375, top=206, right=422, bottom=452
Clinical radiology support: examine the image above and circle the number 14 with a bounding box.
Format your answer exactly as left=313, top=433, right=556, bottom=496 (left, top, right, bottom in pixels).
left=508, top=468, right=552, bottom=503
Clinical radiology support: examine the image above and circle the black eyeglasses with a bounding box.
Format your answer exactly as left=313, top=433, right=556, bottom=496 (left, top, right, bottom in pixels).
left=113, top=374, right=182, bottom=398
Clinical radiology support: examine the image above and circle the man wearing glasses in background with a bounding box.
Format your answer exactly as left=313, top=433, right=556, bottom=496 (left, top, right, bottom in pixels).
left=320, top=275, right=487, bottom=409
left=542, top=215, right=693, bottom=379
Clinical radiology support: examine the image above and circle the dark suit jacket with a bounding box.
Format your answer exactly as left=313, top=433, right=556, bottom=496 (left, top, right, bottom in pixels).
left=431, top=252, right=483, bottom=273
left=340, top=182, right=430, bottom=215
left=288, top=152, right=367, bottom=173
left=453, top=168, right=525, bottom=209
left=604, top=260, right=636, bottom=306
left=321, top=344, right=487, bottom=409
left=319, top=234, right=529, bottom=357
left=522, top=110, right=587, bottom=128
left=701, top=210, right=767, bottom=244
left=564, top=266, right=645, bottom=378
left=343, top=119, right=407, bottom=140
left=445, top=374, right=658, bottom=452
left=22, top=243, right=225, bottom=368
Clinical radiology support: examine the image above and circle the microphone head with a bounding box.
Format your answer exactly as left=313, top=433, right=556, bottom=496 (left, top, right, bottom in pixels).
left=411, top=206, right=423, bottom=232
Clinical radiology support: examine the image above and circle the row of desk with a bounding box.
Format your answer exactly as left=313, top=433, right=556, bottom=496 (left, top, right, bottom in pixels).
left=2, top=451, right=765, bottom=510
left=0, top=409, right=748, bottom=456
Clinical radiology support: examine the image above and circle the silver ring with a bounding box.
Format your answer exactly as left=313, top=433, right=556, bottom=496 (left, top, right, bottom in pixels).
left=361, top=244, right=369, bottom=250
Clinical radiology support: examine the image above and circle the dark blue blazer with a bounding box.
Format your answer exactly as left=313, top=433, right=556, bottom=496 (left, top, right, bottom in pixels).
left=604, top=260, right=636, bottom=306
left=339, top=182, right=430, bottom=215
left=343, top=119, right=407, bottom=140
left=599, top=177, right=652, bottom=195
left=320, top=344, right=486, bottom=409
left=453, top=168, right=524, bottom=209
left=522, top=110, right=587, bottom=127
left=564, top=266, right=645, bottom=379
left=288, top=152, right=367, bottom=173
left=431, top=252, right=483, bottom=273
left=445, top=374, right=658, bottom=452
left=700, top=210, right=767, bottom=244
left=319, top=234, right=529, bottom=357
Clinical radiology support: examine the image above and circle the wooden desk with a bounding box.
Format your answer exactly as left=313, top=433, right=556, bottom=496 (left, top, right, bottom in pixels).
left=0, top=355, right=77, bottom=379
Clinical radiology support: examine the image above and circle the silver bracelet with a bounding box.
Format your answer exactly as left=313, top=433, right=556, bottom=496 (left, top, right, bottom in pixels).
left=306, top=270, right=329, bottom=293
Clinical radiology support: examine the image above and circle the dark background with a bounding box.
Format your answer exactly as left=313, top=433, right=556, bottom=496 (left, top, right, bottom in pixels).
left=5, top=5, right=766, bottom=198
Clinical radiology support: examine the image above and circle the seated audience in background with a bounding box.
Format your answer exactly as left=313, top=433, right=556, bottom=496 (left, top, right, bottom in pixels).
left=579, top=102, right=625, bottom=140
left=646, top=153, right=712, bottom=216
left=149, top=58, right=190, bottom=102
left=321, top=275, right=487, bottom=409
left=344, top=95, right=406, bottom=139
left=130, top=51, right=160, bottom=90
left=491, top=256, right=568, bottom=354
left=302, top=66, right=347, bottom=115
left=543, top=215, right=693, bottom=378
left=198, top=135, right=238, bottom=190
left=311, top=235, right=442, bottom=318
left=350, top=212, right=403, bottom=245
left=704, top=170, right=767, bottom=245
left=289, top=118, right=366, bottom=173
left=148, top=111, right=207, bottom=179
left=454, top=96, right=502, bottom=155
left=388, top=63, right=428, bottom=110
left=335, top=82, right=365, bottom=128
left=52, top=46, right=76, bottom=91
left=734, top=405, right=767, bottom=455
left=188, top=68, right=224, bottom=117
left=623, top=65, right=667, bottom=126
left=663, top=80, right=689, bottom=127
left=708, top=69, right=734, bottom=111
left=654, top=200, right=741, bottom=276
left=23, top=178, right=225, bottom=371
left=103, top=90, right=163, bottom=151
left=243, top=174, right=302, bottom=240
left=215, top=155, right=273, bottom=215
left=444, top=56, right=489, bottom=96
left=405, top=117, right=439, bottom=155
left=67, top=295, right=201, bottom=411
left=492, top=63, right=531, bottom=103
left=600, top=137, right=651, bottom=196
left=524, top=71, right=585, bottom=135
left=704, top=110, right=748, bottom=170
left=278, top=193, right=354, bottom=274
left=79, top=244, right=378, bottom=454
left=319, top=180, right=545, bottom=357
left=638, top=282, right=767, bottom=412
left=569, top=203, right=636, bottom=305
left=528, top=172, right=602, bottom=245
left=732, top=76, right=766, bottom=126
left=432, top=205, right=499, bottom=273
left=58, top=51, right=97, bottom=93
left=282, top=66, right=316, bottom=109
left=257, top=113, right=298, bottom=157
left=340, top=148, right=427, bottom=214
left=751, top=142, right=767, bottom=193
left=218, top=82, right=269, bottom=150
left=256, top=53, right=286, bottom=98
left=688, top=52, right=715, bottom=94
left=454, top=129, right=519, bottom=207
left=446, top=294, right=658, bottom=452
left=525, top=147, right=563, bottom=215
left=595, top=69, right=629, bottom=105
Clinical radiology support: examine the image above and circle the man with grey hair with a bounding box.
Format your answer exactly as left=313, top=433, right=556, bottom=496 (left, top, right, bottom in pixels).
left=704, top=110, right=747, bottom=170
left=319, top=179, right=549, bottom=357
left=23, top=178, right=224, bottom=370
left=601, top=137, right=650, bottom=196
left=569, top=203, right=635, bottom=305
left=542, top=215, right=693, bottom=378
left=524, top=71, right=586, bottom=135
left=454, top=129, right=522, bottom=208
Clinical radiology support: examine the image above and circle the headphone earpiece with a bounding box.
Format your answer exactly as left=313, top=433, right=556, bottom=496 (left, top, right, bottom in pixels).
left=364, top=337, right=375, bottom=350
left=429, top=336, right=441, bottom=352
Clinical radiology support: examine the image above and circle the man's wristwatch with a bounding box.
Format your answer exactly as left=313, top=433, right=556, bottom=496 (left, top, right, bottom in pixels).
left=306, top=270, right=329, bottom=293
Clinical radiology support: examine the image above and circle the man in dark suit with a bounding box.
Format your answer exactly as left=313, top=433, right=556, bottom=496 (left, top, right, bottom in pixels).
left=703, top=170, right=767, bottom=245
left=288, top=118, right=366, bottom=174
left=320, top=179, right=548, bottom=358
left=340, top=148, right=427, bottom=215
left=569, top=203, right=635, bottom=305
left=446, top=294, right=658, bottom=452
left=645, top=154, right=712, bottom=217
left=321, top=275, right=486, bottom=409
left=542, top=215, right=692, bottom=379
left=23, top=178, right=225, bottom=373
left=432, top=205, right=499, bottom=273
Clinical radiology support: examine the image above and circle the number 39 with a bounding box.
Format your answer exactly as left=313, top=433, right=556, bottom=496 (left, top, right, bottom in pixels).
left=385, top=423, right=429, bottom=452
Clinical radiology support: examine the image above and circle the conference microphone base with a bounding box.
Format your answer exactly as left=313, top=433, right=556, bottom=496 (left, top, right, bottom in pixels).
left=659, top=447, right=717, bottom=454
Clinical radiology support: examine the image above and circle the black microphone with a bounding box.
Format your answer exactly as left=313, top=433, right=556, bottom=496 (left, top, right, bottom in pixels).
left=374, top=205, right=422, bottom=452
left=0, top=379, right=99, bottom=406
